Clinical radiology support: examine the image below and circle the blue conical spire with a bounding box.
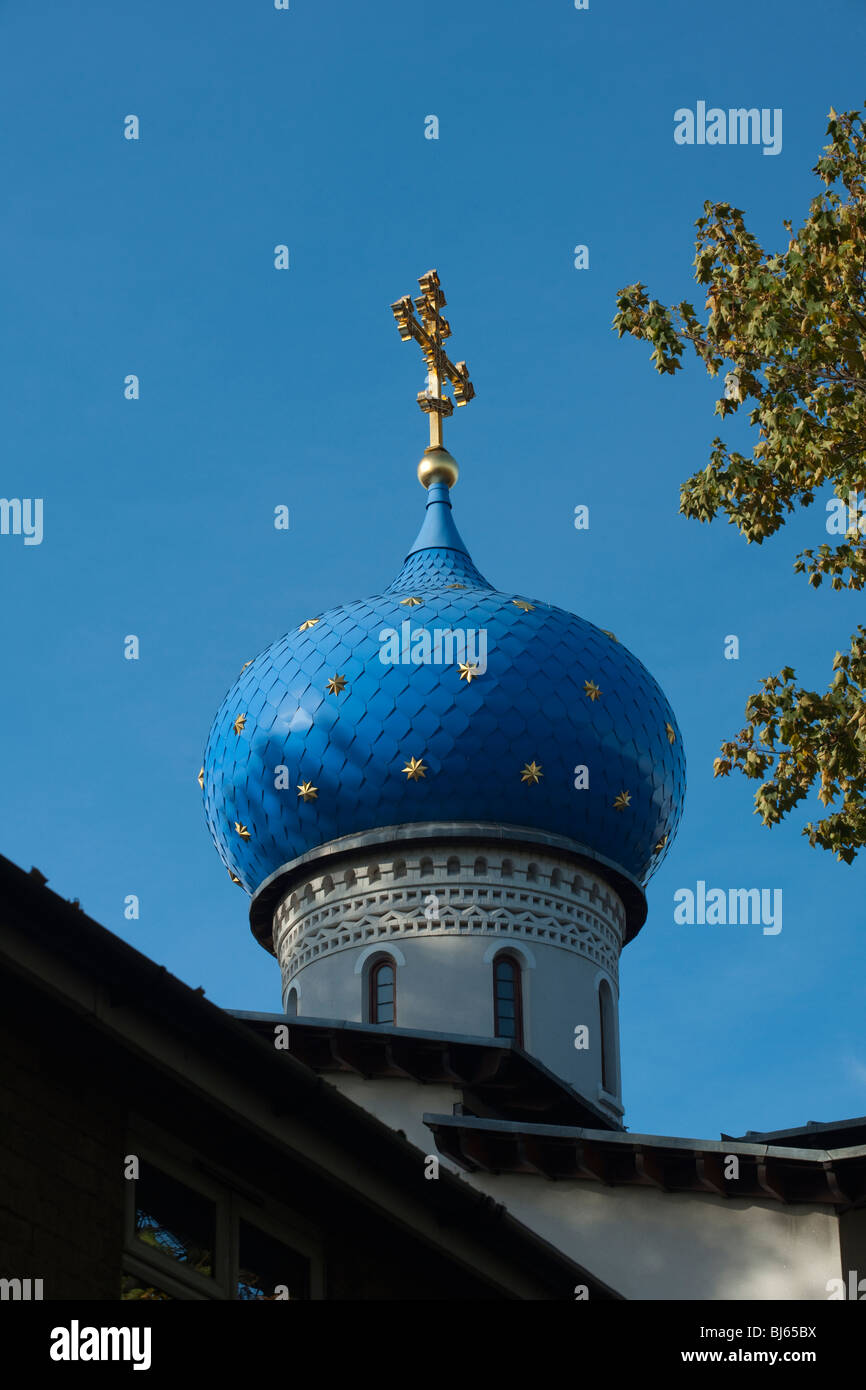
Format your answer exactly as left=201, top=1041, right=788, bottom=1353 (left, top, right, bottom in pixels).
left=407, top=480, right=470, bottom=556
left=385, top=457, right=492, bottom=593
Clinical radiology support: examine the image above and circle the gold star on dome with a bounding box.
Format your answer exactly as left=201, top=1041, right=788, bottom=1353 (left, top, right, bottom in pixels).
left=239, top=660, right=253, bottom=674
left=655, top=833, right=669, bottom=853
left=613, top=791, right=631, bottom=811
left=458, top=661, right=480, bottom=683
left=228, top=870, right=243, bottom=886
left=233, top=713, right=247, bottom=735
left=584, top=680, right=602, bottom=702
left=197, top=767, right=204, bottom=788
left=512, top=599, right=535, bottom=612
left=299, top=618, right=320, bottom=632
left=665, top=722, right=676, bottom=744
left=297, top=781, right=318, bottom=802
left=235, top=822, right=251, bottom=840
left=326, top=674, right=347, bottom=695
left=401, top=596, right=423, bottom=607
left=446, top=583, right=466, bottom=589
left=402, top=756, right=427, bottom=781
left=601, top=629, right=618, bottom=643
left=520, top=761, right=543, bottom=785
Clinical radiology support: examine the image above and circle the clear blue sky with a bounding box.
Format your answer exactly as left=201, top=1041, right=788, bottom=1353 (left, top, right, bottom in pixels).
left=1, top=0, right=863, bottom=1141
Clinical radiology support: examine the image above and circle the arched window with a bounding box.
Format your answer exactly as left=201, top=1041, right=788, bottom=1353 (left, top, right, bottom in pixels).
left=286, top=988, right=298, bottom=1018
left=446, top=856, right=460, bottom=877
left=321, top=874, right=334, bottom=896
left=551, top=867, right=562, bottom=889
left=344, top=867, right=356, bottom=889
left=599, top=979, right=617, bottom=1093
left=474, top=856, right=487, bottom=877
left=419, top=856, right=434, bottom=878
left=492, top=953, right=523, bottom=1045
left=369, top=957, right=396, bottom=1025
left=393, top=858, right=406, bottom=879
left=500, top=858, right=513, bottom=879
left=526, top=862, right=539, bottom=883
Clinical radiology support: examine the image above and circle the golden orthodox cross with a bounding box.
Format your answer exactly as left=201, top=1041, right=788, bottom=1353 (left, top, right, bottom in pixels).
left=390, top=269, right=475, bottom=449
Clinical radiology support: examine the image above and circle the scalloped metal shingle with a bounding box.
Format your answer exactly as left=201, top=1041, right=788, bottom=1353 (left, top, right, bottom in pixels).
left=202, top=488, right=686, bottom=895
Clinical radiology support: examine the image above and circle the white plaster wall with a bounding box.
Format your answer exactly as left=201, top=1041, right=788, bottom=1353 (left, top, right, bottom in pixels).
left=289, top=932, right=618, bottom=1100
left=328, top=1076, right=462, bottom=1169
left=274, top=841, right=625, bottom=1105
left=463, top=1171, right=841, bottom=1301
left=320, top=1078, right=843, bottom=1301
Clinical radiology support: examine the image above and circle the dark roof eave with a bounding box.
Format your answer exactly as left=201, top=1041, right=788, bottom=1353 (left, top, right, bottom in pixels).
left=422, top=1114, right=866, bottom=1207
left=723, top=1116, right=866, bottom=1149
left=0, top=852, right=612, bottom=1294
left=228, top=1012, right=622, bottom=1131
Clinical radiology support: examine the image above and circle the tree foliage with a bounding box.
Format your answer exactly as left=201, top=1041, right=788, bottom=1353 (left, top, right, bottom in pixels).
left=613, top=105, right=866, bottom=861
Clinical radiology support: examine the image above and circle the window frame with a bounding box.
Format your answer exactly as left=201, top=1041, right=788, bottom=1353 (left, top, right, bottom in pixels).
left=369, top=955, right=397, bottom=1025
left=598, top=978, right=617, bottom=1095
left=123, top=1120, right=324, bottom=1300
left=492, top=951, right=524, bottom=1046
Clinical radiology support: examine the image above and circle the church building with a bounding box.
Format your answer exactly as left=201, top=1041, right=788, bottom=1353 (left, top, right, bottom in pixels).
left=2, top=272, right=864, bottom=1302
left=199, top=271, right=866, bottom=1300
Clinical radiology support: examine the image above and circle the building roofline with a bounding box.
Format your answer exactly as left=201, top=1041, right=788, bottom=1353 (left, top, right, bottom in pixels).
left=227, top=1011, right=622, bottom=1131
left=0, top=851, right=619, bottom=1298
left=723, top=1116, right=866, bottom=1147
left=422, top=1114, right=866, bottom=1208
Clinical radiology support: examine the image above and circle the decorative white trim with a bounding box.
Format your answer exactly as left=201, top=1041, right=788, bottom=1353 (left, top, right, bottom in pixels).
left=273, top=845, right=624, bottom=987
left=354, top=942, right=407, bottom=974
left=592, top=966, right=618, bottom=995
left=482, top=940, right=537, bottom=969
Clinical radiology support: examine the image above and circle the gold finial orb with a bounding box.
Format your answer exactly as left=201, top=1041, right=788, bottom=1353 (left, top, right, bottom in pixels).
left=418, top=446, right=459, bottom=489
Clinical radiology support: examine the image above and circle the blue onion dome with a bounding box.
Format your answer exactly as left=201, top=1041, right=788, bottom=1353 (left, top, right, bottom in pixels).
left=201, top=446, right=686, bottom=918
